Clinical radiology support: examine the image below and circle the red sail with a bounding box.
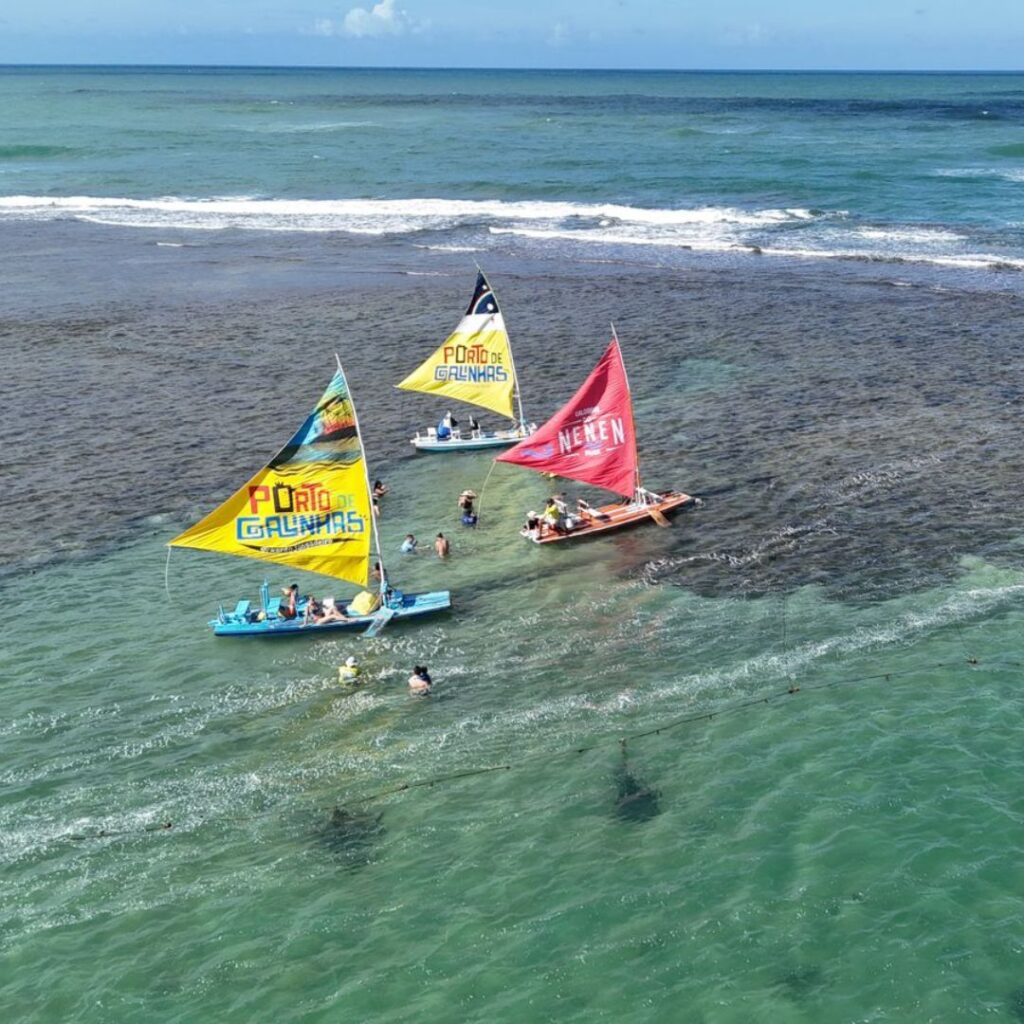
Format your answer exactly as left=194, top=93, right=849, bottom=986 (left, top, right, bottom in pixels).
left=496, top=337, right=638, bottom=498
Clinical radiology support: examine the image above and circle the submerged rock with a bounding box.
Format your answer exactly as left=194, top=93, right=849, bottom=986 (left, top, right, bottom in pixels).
left=613, top=751, right=662, bottom=823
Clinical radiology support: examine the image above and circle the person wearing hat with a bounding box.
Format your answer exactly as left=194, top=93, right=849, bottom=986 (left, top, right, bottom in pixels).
left=458, top=489, right=478, bottom=526
left=339, top=656, right=361, bottom=684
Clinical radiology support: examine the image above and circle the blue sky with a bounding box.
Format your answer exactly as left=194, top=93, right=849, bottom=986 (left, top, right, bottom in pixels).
left=1, top=0, right=1022, bottom=68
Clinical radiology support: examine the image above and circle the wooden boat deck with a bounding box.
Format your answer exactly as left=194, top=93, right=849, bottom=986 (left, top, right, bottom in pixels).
left=530, top=491, right=695, bottom=544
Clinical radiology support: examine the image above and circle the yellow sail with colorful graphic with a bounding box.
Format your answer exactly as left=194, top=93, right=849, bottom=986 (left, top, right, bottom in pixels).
left=169, top=367, right=373, bottom=585
left=396, top=271, right=516, bottom=419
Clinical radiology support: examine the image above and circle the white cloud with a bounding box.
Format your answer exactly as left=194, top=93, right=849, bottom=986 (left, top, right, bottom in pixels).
left=310, top=18, right=336, bottom=36
left=310, top=0, right=412, bottom=38
left=547, top=21, right=569, bottom=47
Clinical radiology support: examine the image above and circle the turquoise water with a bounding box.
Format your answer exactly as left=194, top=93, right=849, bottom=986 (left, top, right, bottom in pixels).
left=4, top=68, right=1024, bottom=1022
left=2, top=67, right=1024, bottom=270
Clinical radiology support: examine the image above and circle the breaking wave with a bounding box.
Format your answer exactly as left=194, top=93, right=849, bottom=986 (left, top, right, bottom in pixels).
left=1, top=194, right=1021, bottom=271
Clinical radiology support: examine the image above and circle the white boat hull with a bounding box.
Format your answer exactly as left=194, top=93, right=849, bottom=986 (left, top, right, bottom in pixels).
left=411, top=426, right=536, bottom=453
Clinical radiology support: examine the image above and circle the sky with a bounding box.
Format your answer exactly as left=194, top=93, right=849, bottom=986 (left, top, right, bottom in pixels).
left=1, top=0, right=1022, bottom=69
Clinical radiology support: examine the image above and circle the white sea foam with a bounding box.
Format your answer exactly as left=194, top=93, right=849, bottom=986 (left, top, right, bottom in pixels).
left=0, top=194, right=1016, bottom=271
left=932, top=166, right=1024, bottom=183
left=853, top=226, right=965, bottom=245
left=0, top=193, right=830, bottom=237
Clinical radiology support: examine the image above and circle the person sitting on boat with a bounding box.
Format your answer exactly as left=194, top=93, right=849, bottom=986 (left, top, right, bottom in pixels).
left=521, top=512, right=541, bottom=541
left=280, top=583, right=299, bottom=620
left=372, top=479, right=388, bottom=499
left=543, top=497, right=568, bottom=535
left=468, top=415, right=481, bottom=437
left=576, top=497, right=593, bottom=521
left=437, top=411, right=459, bottom=441
left=554, top=494, right=578, bottom=531
left=339, top=655, right=361, bottom=683
left=316, top=597, right=352, bottom=625
left=409, top=665, right=432, bottom=695
left=400, top=534, right=418, bottom=554
left=302, top=595, right=324, bottom=625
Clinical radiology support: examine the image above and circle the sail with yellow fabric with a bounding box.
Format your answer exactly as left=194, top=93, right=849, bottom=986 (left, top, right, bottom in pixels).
left=169, top=358, right=451, bottom=637
left=397, top=270, right=536, bottom=451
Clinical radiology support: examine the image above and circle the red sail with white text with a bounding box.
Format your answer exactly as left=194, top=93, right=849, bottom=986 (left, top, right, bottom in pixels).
left=496, top=338, right=638, bottom=497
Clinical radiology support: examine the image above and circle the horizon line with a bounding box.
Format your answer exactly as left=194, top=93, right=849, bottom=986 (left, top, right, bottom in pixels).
left=1, top=62, right=1023, bottom=74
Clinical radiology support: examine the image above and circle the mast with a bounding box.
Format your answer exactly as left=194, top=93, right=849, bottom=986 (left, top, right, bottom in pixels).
left=610, top=323, right=643, bottom=498
left=477, top=263, right=527, bottom=429
left=337, top=352, right=387, bottom=594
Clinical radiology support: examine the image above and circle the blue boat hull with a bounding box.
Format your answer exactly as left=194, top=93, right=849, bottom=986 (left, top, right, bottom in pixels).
left=211, top=590, right=452, bottom=637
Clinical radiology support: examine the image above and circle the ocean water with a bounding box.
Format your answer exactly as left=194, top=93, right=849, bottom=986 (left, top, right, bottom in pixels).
left=3, top=67, right=1024, bottom=1022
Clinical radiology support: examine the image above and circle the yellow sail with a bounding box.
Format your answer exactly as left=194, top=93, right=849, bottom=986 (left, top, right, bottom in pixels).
left=169, top=368, right=373, bottom=586
left=396, top=272, right=516, bottom=419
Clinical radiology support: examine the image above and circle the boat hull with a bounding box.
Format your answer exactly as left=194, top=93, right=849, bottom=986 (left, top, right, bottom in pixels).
left=530, top=492, right=695, bottom=545
left=211, top=590, right=452, bottom=637
left=411, top=426, right=535, bottom=452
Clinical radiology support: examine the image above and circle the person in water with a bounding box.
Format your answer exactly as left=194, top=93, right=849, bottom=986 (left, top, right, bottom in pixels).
left=434, top=532, right=450, bottom=558
left=408, top=665, right=432, bottom=694
left=372, top=560, right=383, bottom=582
left=280, top=583, right=299, bottom=620
left=338, top=655, right=361, bottom=683
left=400, top=534, right=418, bottom=554
left=372, top=479, right=388, bottom=499
left=458, top=489, right=478, bottom=526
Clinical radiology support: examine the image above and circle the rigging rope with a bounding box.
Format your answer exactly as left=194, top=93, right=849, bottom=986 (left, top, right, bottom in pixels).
left=57, top=653, right=996, bottom=843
